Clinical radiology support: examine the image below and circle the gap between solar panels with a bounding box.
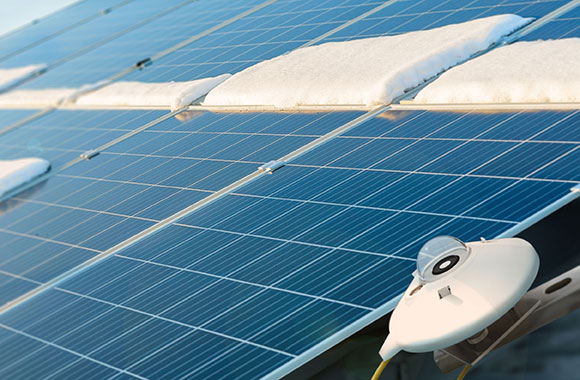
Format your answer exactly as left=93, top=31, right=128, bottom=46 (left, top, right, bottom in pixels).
left=1, top=3, right=579, bottom=314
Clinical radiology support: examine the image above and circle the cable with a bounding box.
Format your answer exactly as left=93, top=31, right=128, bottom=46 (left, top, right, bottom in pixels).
left=371, top=359, right=390, bottom=380
left=456, top=364, right=471, bottom=380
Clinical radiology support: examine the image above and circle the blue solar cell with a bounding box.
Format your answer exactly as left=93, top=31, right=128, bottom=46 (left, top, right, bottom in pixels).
left=0, top=344, right=79, bottom=380
left=0, top=109, right=38, bottom=132
left=90, top=318, right=191, bottom=369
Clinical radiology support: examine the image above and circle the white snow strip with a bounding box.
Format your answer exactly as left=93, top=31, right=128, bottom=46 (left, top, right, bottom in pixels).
left=76, top=74, right=231, bottom=110
left=204, top=15, right=530, bottom=109
left=414, top=39, right=580, bottom=104
left=0, top=64, right=47, bottom=91
left=0, top=158, right=50, bottom=197
left=0, top=88, right=77, bottom=107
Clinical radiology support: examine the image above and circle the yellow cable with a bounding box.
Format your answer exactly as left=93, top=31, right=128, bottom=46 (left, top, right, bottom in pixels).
left=456, top=364, right=471, bottom=380
left=371, top=359, right=390, bottom=380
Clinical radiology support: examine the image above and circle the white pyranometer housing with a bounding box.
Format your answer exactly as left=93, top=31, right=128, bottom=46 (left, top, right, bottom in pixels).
left=379, top=237, right=539, bottom=361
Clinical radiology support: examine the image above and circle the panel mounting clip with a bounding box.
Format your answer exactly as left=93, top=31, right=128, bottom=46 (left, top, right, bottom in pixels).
left=258, top=160, right=285, bottom=174
left=134, top=57, right=152, bottom=69
left=80, top=149, right=100, bottom=160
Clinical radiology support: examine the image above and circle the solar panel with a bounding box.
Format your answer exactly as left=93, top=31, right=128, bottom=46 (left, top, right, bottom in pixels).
left=18, top=0, right=270, bottom=89
left=520, top=2, right=580, bottom=39
left=0, top=109, right=39, bottom=132
left=0, top=109, right=167, bottom=167
left=0, top=0, right=128, bottom=62
left=0, top=109, right=576, bottom=379
left=0, top=0, right=189, bottom=70
left=0, top=109, right=362, bottom=309
left=321, top=0, right=568, bottom=42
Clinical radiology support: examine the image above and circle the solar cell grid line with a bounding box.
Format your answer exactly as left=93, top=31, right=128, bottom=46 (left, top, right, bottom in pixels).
left=16, top=0, right=274, bottom=90
left=0, top=0, right=191, bottom=71
left=121, top=0, right=386, bottom=83
left=0, top=0, right=131, bottom=62
left=0, top=110, right=362, bottom=312
left=319, top=0, right=570, bottom=42
left=518, top=0, right=580, bottom=39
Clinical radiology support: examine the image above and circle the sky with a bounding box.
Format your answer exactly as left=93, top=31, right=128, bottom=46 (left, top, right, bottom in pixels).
left=0, top=0, right=78, bottom=37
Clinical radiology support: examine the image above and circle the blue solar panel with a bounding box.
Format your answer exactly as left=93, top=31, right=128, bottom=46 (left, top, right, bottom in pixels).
left=1, top=109, right=576, bottom=379
left=519, top=2, right=580, bottom=39
left=0, top=110, right=361, bottom=310
left=317, top=0, right=567, bottom=42
left=0, top=1, right=579, bottom=379
left=124, top=0, right=383, bottom=82
left=0, top=0, right=187, bottom=70
left=18, top=0, right=269, bottom=89
left=0, top=0, right=127, bottom=62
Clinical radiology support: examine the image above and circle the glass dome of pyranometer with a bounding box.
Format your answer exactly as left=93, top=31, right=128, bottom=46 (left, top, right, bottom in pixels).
left=417, top=236, right=470, bottom=282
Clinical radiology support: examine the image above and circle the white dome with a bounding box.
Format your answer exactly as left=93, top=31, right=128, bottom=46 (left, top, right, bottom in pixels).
left=417, top=236, right=469, bottom=282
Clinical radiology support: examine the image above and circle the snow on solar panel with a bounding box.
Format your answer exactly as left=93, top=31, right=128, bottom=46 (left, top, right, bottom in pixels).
left=202, top=15, right=529, bottom=108
left=414, top=38, right=580, bottom=104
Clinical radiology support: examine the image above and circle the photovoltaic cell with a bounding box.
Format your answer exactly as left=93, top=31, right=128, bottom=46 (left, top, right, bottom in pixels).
left=1, top=109, right=575, bottom=379
left=0, top=0, right=128, bottom=62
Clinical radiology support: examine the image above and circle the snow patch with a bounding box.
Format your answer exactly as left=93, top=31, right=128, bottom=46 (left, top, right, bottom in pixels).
left=0, top=158, right=50, bottom=196
left=414, top=39, right=580, bottom=104
left=204, top=15, right=530, bottom=108
left=76, top=74, right=231, bottom=110
left=0, top=88, right=77, bottom=107
left=0, top=64, right=47, bottom=91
